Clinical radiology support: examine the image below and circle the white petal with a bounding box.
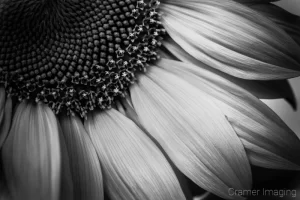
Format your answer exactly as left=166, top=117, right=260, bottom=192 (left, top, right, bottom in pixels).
left=241, top=139, right=299, bottom=169
left=2, top=102, right=61, bottom=200
left=163, top=39, right=297, bottom=109
left=193, top=192, right=210, bottom=200
left=161, top=0, right=300, bottom=80
left=85, top=109, right=186, bottom=200
left=116, top=98, right=143, bottom=129
left=60, top=115, right=103, bottom=200
left=161, top=0, right=278, bottom=2
left=130, top=68, right=252, bottom=199
left=158, top=58, right=300, bottom=170
left=233, top=0, right=278, bottom=3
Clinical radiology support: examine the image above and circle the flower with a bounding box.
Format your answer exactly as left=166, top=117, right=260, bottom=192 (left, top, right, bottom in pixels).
left=0, top=0, right=300, bottom=200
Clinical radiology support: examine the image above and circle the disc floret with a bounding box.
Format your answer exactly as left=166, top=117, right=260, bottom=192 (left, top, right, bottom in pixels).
left=0, top=0, right=164, bottom=118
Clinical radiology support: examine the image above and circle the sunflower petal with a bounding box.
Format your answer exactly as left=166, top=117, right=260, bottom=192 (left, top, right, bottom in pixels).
left=0, top=87, right=5, bottom=123
left=2, top=102, right=61, bottom=200
left=158, top=58, right=300, bottom=170
left=60, top=115, right=103, bottom=200
left=163, top=39, right=297, bottom=109
left=131, top=67, right=252, bottom=199
left=58, top=127, right=74, bottom=200
left=0, top=96, right=12, bottom=148
left=85, top=109, right=186, bottom=200
left=116, top=98, right=144, bottom=129
left=233, top=0, right=278, bottom=3
left=193, top=192, right=211, bottom=200
left=248, top=3, right=300, bottom=45
left=161, top=0, right=300, bottom=80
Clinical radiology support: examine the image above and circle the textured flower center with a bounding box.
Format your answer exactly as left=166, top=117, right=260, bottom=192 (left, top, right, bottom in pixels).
left=0, top=0, right=163, bottom=117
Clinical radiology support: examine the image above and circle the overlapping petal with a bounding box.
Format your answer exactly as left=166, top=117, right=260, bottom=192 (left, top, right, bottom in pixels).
left=158, top=58, right=300, bottom=170
left=163, top=39, right=297, bottom=109
left=131, top=67, right=252, bottom=199
left=233, top=0, right=278, bottom=3
left=2, top=102, right=61, bottom=200
left=160, top=0, right=300, bottom=80
left=85, top=109, right=186, bottom=200
left=60, top=115, right=103, bottom=200
left=248, top=3, right=300, bottom=45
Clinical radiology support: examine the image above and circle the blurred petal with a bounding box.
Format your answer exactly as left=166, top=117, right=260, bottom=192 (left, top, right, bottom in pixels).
left=163, top=39, right=297, bottom=109
left=85, top=109, right=186, bottom=200
left=161, top=0, right=300, bottom=80
left=2, top=102, right=61, bottom=200
left=248, top=3, right=300, bottom=45
left=0, top=96, right=12, bottom=148
left=0, top=185, right=10, bottom=200
left=131, top=67, right=252, bottom=199
left=0, top=87, right=5, bottom=124
left=193, top=192, right=211, bottom=200
left=60, top=115, right=103, bottom=200
left=0, top=173, right=11, bottom=200
left=233, top=0, right=278, bottom=3
left=158, top=58, right=300, bottom=170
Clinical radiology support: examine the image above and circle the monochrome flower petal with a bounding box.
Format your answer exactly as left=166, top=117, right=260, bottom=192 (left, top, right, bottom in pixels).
left=60, top=115, right=104, bottom=200
left=158, top=58, right=300, bottom=170
left=58, top=128, right=74, bottom=200
left=161, top=0, right=300, bottom=80
left=85, top=109, right=186, bottom=200
left=248, top=3, right=300, bottom=45
left=131, top=67, right=252, bottom=199
left=2, top=102, right=61, bottom=200
left=233, top=0, right=278, bottom=3
left=163, top=39, right=297, bottom=109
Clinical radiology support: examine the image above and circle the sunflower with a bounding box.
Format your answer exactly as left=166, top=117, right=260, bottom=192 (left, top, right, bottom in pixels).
left=0, top=0, right=300, bottom=199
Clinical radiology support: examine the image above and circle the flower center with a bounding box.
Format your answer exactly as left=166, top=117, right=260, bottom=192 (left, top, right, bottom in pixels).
left=0, top=0, right=163, bottom=117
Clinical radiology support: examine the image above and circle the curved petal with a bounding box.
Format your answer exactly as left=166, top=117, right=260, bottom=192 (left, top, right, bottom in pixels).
left=115, top=97, right=144, bottom=129
left=131, top=67, right=252, bottom=199
left=0, top=96, right=12, bottom=148
left=160, top=0, right=300, bottom=80
left=233, top=0, right=278, bottom=3
left=162, top=39, right=297, bottom=109
left=2, top=102, right=61, bottom=200
left=85, top=109, right=186, bottom=200
left=193, top=192, right=212, bottom=200
left=248, top=3, right=300, bottom=45
left=157, top=58, right=300, bottom=170
left=60, top=115, right=103, bottom=200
